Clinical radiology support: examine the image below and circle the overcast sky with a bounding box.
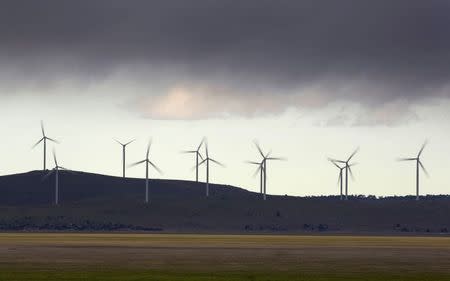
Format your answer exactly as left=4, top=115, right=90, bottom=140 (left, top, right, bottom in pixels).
left=1, top=1, right=450, bottom=197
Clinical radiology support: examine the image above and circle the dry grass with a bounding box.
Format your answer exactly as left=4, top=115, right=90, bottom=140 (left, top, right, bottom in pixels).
left=0, top=233, right=449, bottom=280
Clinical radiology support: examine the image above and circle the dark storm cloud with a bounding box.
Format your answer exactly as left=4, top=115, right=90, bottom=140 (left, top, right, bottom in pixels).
left=1, top=0, right=450, bottom=120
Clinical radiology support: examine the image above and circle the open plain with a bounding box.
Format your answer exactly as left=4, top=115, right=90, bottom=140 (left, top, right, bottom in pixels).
left=0, top=233, right=449, bottom=281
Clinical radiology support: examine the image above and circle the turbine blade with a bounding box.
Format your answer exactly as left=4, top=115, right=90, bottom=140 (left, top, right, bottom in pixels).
left=348, top=166, right=355, bottom=181
left=246, top=161, right=260, bottom=165
left=197, top=158, right=207, bottom=167
left=209, top=158, right=225, bottom=167
left=41, top=169, right=55, bottom=181
left=46, top=137, right=59, bottom=144
left=128, top=159, right=146, bottom=167
left=205, top=141, right=209, bottom=158
left=347, top=147, right=359, bottom=162
left=397, top=157, right=417, bottom=161
left=252, top=165, right=262, bottom=177
left=125, top=139, right=135, bottom=146
left=181, top=150, right=197, bottom=154
left=146, top=139, right=152, bottom=159
left=419, top=161, right=429, bottom=177
left=198, top=152, right=204, bottom=160
left=266, top=156, right=286, bottom=161
left=197, top=137, right=205, bottom=151
left=58, top=166, right=76, bottom=174
left=330, top=160, right=341, bottom=169
left=148, top=161, right=163, bottom=175
left=52, top=149, right=57, bottom=166
left=253, top=140, right=265, bottom=158
left=418, top=140, right=428, bottom=157
left=32, top=137, right=44, bottom=149
left=328, top=157, right=346, bottom=164
left=192, top=159, right=207, bottom=171
left=337, top=172, right=342, bottom=187
left=114, top=139, right=124, bottom=146
left=41, top=120, right=45, bottom=137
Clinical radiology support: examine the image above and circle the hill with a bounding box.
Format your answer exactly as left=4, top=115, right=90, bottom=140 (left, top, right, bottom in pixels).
left=0, top=171, right=449, bottom=234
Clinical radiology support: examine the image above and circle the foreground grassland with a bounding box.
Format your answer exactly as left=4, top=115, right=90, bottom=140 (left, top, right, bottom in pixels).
left=0, top=233, right=449, bottom=281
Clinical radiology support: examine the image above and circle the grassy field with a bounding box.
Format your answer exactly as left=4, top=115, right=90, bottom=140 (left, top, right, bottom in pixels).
left=0, top=233, right=449, bottom=281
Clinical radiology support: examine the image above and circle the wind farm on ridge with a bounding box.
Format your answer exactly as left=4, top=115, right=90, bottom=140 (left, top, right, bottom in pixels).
left=21, top=121, right=435, bottom=206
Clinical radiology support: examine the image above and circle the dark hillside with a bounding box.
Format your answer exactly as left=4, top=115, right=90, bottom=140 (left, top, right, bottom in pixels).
left=0, top=171, right=449, bottom=234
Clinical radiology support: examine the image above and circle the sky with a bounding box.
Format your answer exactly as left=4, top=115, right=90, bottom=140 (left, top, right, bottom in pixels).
left=1, top=0, right=450, bottom=197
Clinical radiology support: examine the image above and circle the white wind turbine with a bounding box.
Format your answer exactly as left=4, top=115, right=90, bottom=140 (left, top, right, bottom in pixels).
left=32, top=121, right=59, bottom=170
left=253, top=141, right=286, bottom=201
left=328, top=148, right=358, bottom=200
left=42, top=149, right=71, bottom=205
left=115, top=139, right=135, bottom=178
left=182, top=138, right=205, bottom=182
left=129, top=140, right=162, bottom=204
left=330, top=160, right=346, bottom=200
left=398, top=141, right=429, bottom=200
left=247, top=159, right=264, bottom=195
left=197, top=141, right=224, bottom=197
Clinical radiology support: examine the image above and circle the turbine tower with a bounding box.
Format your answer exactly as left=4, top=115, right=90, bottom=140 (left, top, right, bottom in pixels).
left=42, top=149, right=70, bottom=205
left=115, top=139, right=135, bottom=178
left=328, top=148, right=358, bottom=200
left=247, top=159, right=264, bottom=194
left=129, top=140, right=162, bottom=204
left=32, top=121, right=59, bottom=170
left=253, top=141, right=285, bottom=201
left=182, top=138, right=205, bottom=182
left=197, top=141, right=224, bottom=197
left=398, top=141, right=429, bottom=200
left=330, top=160, right=346, bottom=200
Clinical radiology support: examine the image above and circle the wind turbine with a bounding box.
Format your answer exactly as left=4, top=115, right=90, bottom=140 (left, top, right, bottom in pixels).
left=253, top=141, right=286, bottom=201
left=328, top=148, right=358, bottom=200
left=330, top=160, right=345, bottom=200
left=129, top=140, right=162, bottom=204
left=398, top=141, right=429, bottom=200
left=32, top=121, right=59, bottom=170
left=115, top=139, right=135, bottom=178
left=197, top=141, right=224, bottom=197
left=42, top=149, right=70, bottom=205
left=247, top=160, right=264, bottom=194
left=182, top=138, right=205, bottom=182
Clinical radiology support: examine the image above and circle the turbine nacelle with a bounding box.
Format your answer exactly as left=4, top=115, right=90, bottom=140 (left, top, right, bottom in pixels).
left=42, top=149, right=72, bottom=178
left=398, top=141, right=429, bottom=177
left=128, top=140, right=163, bottom=175
left=115, top=138, right=135, bottom=147
left=197, top=142, right=225, bottom=168
left=32, top=121, right=59, bottom=148
left=182, top=138, right=206, bottom=159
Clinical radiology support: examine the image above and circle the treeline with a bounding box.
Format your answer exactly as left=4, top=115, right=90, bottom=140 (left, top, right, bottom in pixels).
left=244, top=223, right=329, bottom=232
left=0, top=216, right=163, bottom=231
left=295, top=195, right=450, bottom=200
left=393, top=223, right=448, bottom=233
